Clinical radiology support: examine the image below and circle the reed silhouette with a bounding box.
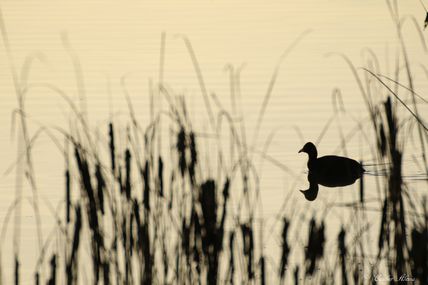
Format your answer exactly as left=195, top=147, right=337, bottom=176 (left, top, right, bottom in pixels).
left=1, top=2, right=427, bottom=283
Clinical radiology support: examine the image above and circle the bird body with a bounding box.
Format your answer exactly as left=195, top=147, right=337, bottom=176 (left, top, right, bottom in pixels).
left=299, top=142, right=364, bottom=201
left=308, top=155, right=364, bottom=187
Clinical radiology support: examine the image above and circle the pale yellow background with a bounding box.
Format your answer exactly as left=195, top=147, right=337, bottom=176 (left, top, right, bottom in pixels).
left=0, top=0, right=427, bottom=284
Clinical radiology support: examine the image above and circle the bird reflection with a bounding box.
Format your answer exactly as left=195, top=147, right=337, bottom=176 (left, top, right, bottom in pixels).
left=299, top=142, right=364, bottom=201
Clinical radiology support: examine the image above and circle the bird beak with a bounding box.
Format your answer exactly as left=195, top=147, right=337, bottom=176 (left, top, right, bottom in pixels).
left=298, top=148, right=303, bottom=153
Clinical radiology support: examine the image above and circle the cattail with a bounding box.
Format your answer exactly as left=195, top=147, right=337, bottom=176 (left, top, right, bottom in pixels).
left=260, top=256, right=266, bottom=285
left=14, top=255, right=19, bottom=285
left=380, top=95, right=407, bottom=285
left=143, top=160, right=150, bottom=211
left=162, top=237, right=168, bottom=281
left=121, top=215, right=127, bottom=253
left=124, top=149, right=131, bottom=201
left=129, top=210, right=134, bottom=257
left=66, top=169, right=71, bottom=223
left=158, top=156, right=164, bottom=197
left=142, top=221, right=152, bottom=285
left=395, top=192, right=406, bottom=277
left=305, top=219, right=316, bottom=275
left=222, top=178, right=230, bottom=201
left=378, top=121, right=386, bottom=157
left=177, top=127, right=186, bottom=177
left=218, top=178, right=230, bottom=252
left=74, top=146, right=94, bottom=202
left=352, top=259, right=359, bottom=285
left=74, top=146, right=98, bottom=233
left=228, top=232, right=235, bottom=284
left=200, top=179, right=219, bottom=284
left=35, top=272, right=39, bottom=285
left=174, top=243, right=180, bottom=283
left=219, top=179, right=230, bottom=229
left=294, top=266, right=299, bottom=285
left=109, top=122, right=116, bottom=173
left=47, top=254, right=57, bottom=285
left=95, top=163, right=105, bottom=215
left=182, top=217, right=190, bottom=259
left=378, top=197, right=388, bottom=253
left=133, top=199, right=144, bottom=281
left=67, top=205, right=82, bottom=285
left=279, top=218, right=290, bottom=279
left=424, top=12, right=428, bottom=29
left=75, top=146, right=103, bottom=283
left=103, top=261, right=110, bottom=285
left=338, top=228, right=348, bottom=285
left=305, top=218, right=325, bottom=275
left=192, top=207, right=202, bottom=275
left=410, top=226, right=428, bottom=282
left=199, top=180, right=218, bottom=284
left=248, top=227, right=255, bottom=280
left=241, top=223, right=254, bottom=280
left=200, top=180, right=217, bottom=237
left=188, top=131, right=197, bottom=183
left=384, top=97, right=396, bottom=146
left=169, top=172, right=174, bottom=209
left=318, top=222, right=325, bottom=258
left=118, top=168, right=123, bottom=195
left=112, top=232, right=119, bottom=285
left=132, top=200, right=142, bottom=248
left=122, top=215, right=129, bottom=285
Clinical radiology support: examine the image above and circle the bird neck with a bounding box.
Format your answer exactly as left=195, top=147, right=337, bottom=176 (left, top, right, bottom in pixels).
left=307, top=152, right=317, bottom=169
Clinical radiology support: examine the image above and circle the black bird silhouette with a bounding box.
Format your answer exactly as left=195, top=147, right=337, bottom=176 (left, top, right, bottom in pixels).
left=298, top=142, right=364, bottom=201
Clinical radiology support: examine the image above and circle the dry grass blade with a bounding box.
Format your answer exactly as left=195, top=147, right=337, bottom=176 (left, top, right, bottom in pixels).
left=363, top=68, right=428, bottom=132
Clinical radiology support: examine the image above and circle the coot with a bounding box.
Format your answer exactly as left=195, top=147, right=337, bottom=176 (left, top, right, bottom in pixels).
left=299, top=142, right=364, bottom=188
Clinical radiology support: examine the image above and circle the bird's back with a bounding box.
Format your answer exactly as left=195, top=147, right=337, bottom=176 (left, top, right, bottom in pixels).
left=310, top=155, right=364, bottom=187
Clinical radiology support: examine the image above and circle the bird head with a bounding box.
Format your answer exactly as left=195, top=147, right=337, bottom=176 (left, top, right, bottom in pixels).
left=298, top=142, right=317, bottom=158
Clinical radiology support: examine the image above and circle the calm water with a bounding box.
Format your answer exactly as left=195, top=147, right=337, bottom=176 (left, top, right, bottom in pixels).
left=0, top=0, right=427, bottom=283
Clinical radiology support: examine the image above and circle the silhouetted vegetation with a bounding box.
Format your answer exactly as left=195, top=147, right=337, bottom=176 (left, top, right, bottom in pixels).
left=0, top=1, right=427, bottom=284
